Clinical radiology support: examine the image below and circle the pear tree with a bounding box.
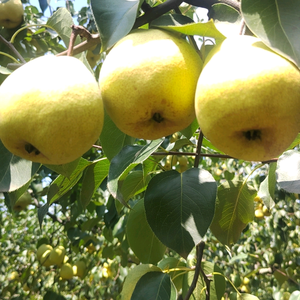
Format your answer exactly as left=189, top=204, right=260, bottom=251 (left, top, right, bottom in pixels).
left=0, top=1, right=300, bottom=300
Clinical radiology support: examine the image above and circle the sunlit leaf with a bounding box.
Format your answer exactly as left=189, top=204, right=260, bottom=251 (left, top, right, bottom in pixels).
left=47, top=8, right=81, bottom=48
left=276, top=150, right=300, bottom=193
left=47, top=159, right=91, bottom=204
left=242, top=0, right=300, bottom=67
left=144, top=168, right=217, bottom=258
left=210, top=179, right=256, bottom=246
left=126, top=199, right=166, bottom=264
left=91, top=0, right=139, bottom=51
left=210, top=3, right=243, bottom=37
left=0, top=141, right=40, bottom=192
left=153, top=19, right=226, bottom=43
left=230, top=292, right=260, bottom=300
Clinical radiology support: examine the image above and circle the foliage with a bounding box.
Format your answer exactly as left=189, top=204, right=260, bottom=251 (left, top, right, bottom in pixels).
left=1, top=0, right=300, bottom=300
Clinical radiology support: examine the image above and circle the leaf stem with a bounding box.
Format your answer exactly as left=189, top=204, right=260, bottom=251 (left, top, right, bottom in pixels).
left=212, top=271, right=242, bottom=295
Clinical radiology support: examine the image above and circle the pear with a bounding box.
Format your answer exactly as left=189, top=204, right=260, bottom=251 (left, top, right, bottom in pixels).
left=13, top=191, right=32, bottom=211
left=0, top=0, right=23, bottom=29
left=195, top=35, right=300, bottom=162
left=0, top=55, right=104, bottom=165
left=48, top=245, right=66, bottom=266
left=60, top=263, right=74, bottom=280
left=36, top=244, right=53, bottom=261
left=99, top=29, right=203, bottom=140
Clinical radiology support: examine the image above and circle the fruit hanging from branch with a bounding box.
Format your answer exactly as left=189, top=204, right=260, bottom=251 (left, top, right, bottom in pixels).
left=0, top=55, right=104, bottom=165
left=99, top=28, right=203, bottom=140
left=195, top=35, right=300, bottom=162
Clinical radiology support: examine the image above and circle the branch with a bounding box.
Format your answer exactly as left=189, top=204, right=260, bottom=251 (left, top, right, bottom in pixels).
left=133, top=0, right=184, bottom=29
left=0, top=34, right=26, bottom=63
left=57, top=32, right=101, bottom=57
left=183, top=0, right=240, bottom=13
left=33, top=198, right=65, bottom=225
left=184, top=241, right=210, bottom=300
left=194, top=130, right=204, bottom=168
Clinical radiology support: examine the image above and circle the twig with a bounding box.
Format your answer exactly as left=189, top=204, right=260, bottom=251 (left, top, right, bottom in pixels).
left=56, top=33, right=101, bottom=57
left=184, top=241, right=210, bottom=300
left=67, top=25, right=90, bottom=56
left=0, top=34, right=26, bottom=63
left=133, top=0, right=184, bottom=28
left=33, top=198, right=65, bottom=225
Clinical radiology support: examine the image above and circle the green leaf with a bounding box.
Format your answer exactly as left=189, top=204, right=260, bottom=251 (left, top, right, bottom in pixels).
left=108, top=139, right=163, bottom=205
left=44, top=291, right=67, bottom=300
left=158, top=257, right=187, bottom=291
left=180, top=118, right=199, bottom=140
left=47, top=8, right=80, bottom=48
left=150, top=14, right=195, bottom=27
left=276, top=150, right=300, bottom=193
left=47, top=158, right=91, bottom=204
left=126, top=199, right=166, bottom=264
left=257, top=173, right=275, bottom=209
left=121, top=264, right=161, bottom=300
left=230, top=292, right=260, bottom=300
left=100, top=110, right=135, bottom=161
left=144, top=168, right=217, bottom=258
left=80, top=158, right=110, bottom=208
left=241, top=0, right=300, bottom=67
left=121, top=170, right=151, bottom=201
left=44, top=158, right=81, bottom=177
left=210, top=3, right=243, bottom=37
left=131, top=271, right=177, bottom=300
left=90, top=0, right=139, bottom=51
left=210, top=179, right=256, bottom=246
left=182, top=262, right=225, bottom=300
left=0, top=141, right=40, bottom=192
left=153, top=19, right=226, bottom=43
left=38, top=203, right=49, bottom=229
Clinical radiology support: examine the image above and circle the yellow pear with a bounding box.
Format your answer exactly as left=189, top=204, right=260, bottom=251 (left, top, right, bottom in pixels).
left=0, top=55, right=104, bottom=165
left=40, top=249, right=52, bottom=267
left=37, top=244, right=52, bottom=261
left=60, top=263, right=74, bottom=280
left=9, top=271, right=19, bottom=281
left=195, top=35, right=300, bottom=162
left=48, top=245, right=66, bottom=266
left=74, top=261, right=86, bottom=279
left=13, top=191, right=32, bottom=211
left=99, top=29, right=203, bottom=140
left=0, top=0, right=23, bottom=29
